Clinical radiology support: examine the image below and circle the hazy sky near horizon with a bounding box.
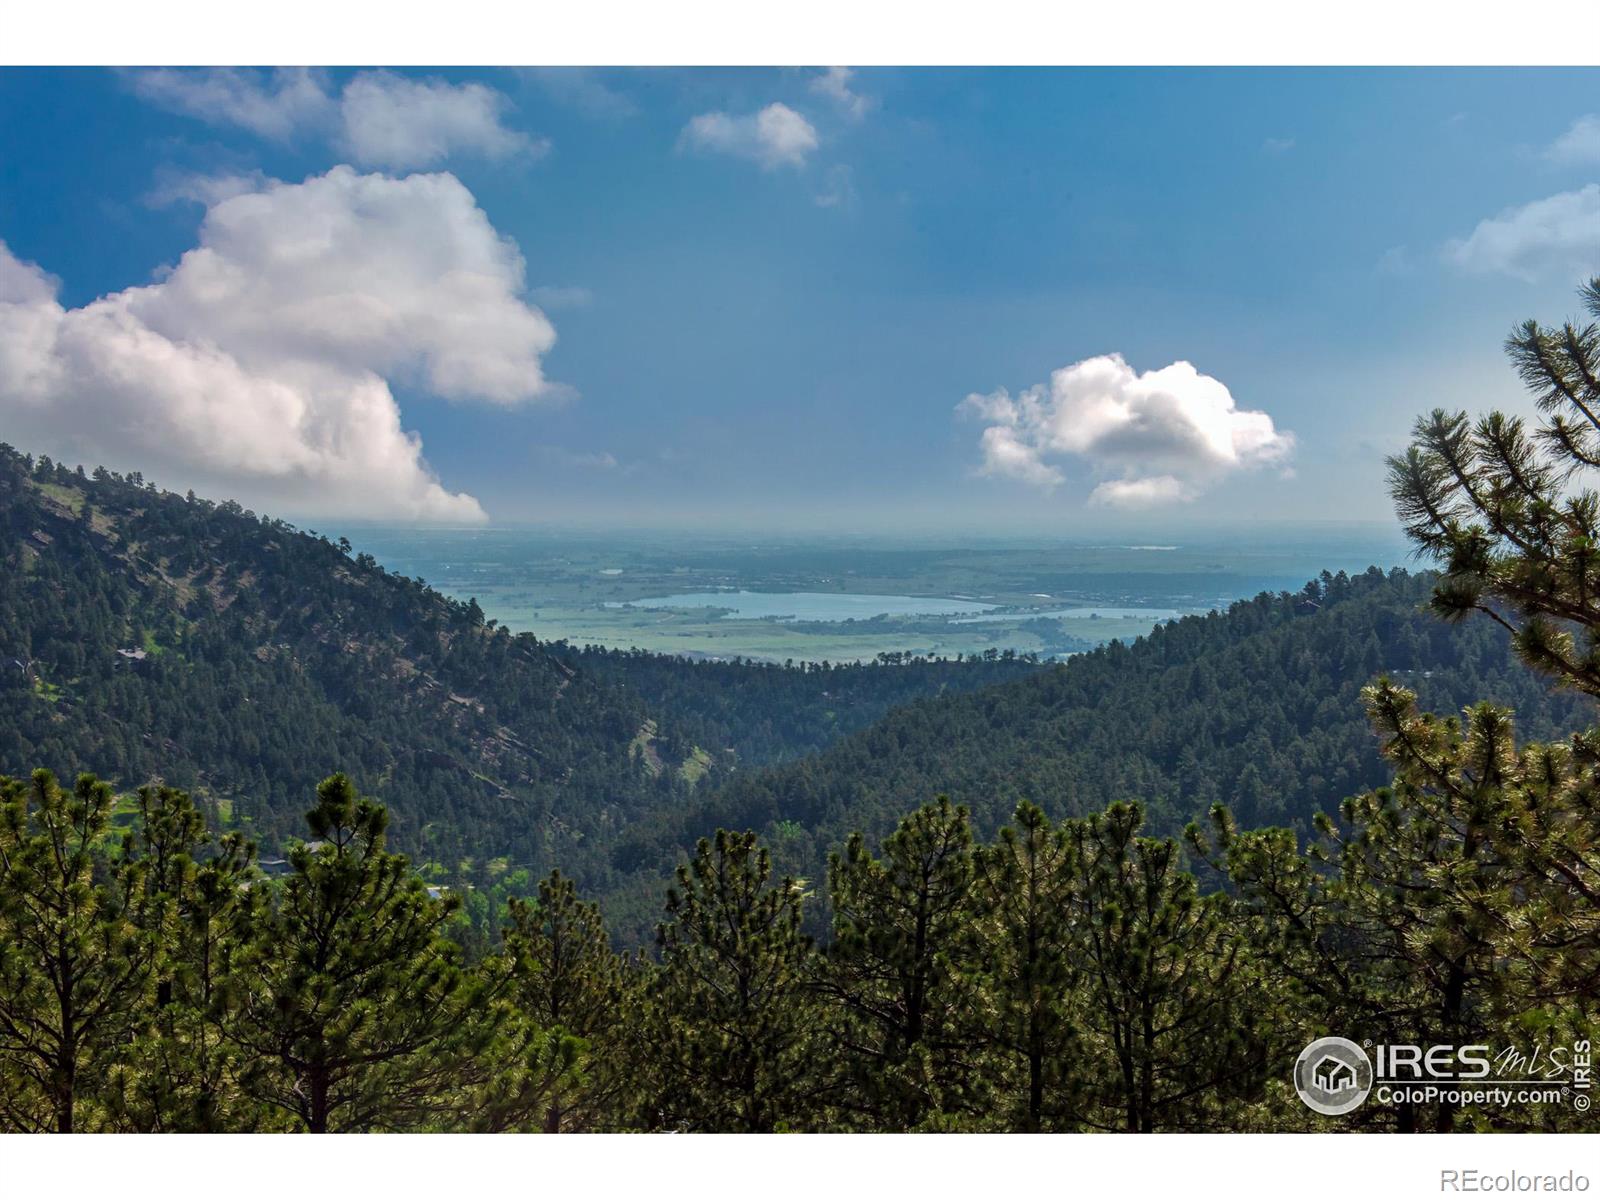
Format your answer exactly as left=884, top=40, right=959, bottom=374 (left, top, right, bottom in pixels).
left=1, top=67, right=1598, bottom=534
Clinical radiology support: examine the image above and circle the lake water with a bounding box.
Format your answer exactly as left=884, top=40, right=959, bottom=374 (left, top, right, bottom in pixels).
left=607, top=591, right=999, bottom=621
left=951, top=605, right=1191, bottom=624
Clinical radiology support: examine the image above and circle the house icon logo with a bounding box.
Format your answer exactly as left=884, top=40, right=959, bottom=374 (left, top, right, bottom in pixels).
left=1294, top=1036, right=1373, bottom=1116
left=1313, top=1054, right=1355, bottom=1092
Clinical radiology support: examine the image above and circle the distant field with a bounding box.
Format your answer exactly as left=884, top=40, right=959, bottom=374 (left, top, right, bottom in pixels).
left=464, top=592, right=1165, bottom=662
left=347, top=527, right=1408, bottom=663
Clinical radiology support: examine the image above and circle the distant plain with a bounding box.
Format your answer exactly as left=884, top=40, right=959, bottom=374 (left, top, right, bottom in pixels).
left=349, top=527, right=1412, bottom=662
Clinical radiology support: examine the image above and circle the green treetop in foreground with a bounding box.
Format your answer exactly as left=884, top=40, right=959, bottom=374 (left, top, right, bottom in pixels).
left=227, top=774, right=492, bottom=1133
left=1388, top=275, right=1600, bottom=1019
left=0, top=771, right=159, bottom=1132
left=1392, top=278, right=1600, bottom=692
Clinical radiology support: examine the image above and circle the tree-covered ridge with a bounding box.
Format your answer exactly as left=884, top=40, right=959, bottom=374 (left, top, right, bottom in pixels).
left=0, top=442, right=681, bottom=874
left=0, top=443, right=1041, bottom=939
left=627, top=567, right=1595, bottom=901
left=567, top=645, right=1043, bottom=769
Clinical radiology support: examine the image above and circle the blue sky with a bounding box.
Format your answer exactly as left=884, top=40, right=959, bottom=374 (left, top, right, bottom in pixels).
left=1, top=67, right=1597, bottom=533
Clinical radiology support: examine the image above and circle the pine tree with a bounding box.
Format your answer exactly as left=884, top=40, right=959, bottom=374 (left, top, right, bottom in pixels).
left=1065, top=802, right=1268, bottom=1132
left=641, top=829, right=821, bottom=1131
left=1360, top=683, right=1595, bottom=1130
left=1390, top=277, right=1600, bottom=693
left=105, top=783, right=261, bottom=1131
left=490, top=870, right=628, bottom=1131
left=0, top=770, right=160, bottom=1132
left=228, top=773, right=489, bottom=1132
left=1358, top=273, right=1600, bottom=1128
left=821, top=797, right=976, bottom=1128
left=964, top=801, right=1080, bottom=1131
left=1199, top=686, right=1600, bottom=1131
left=457, top=1004, right=582, bottom=1135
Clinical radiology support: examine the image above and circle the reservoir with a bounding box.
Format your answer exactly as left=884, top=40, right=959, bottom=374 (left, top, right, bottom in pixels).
left=607, top=591, right=999, bottom=621
left=951, top=605, right=1191, bottom=624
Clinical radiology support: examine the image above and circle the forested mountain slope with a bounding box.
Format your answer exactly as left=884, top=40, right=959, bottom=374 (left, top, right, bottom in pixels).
left=565, top=645, right=1039, bottom=768
left=0, top=445, right=1037, bottom=905
left=614, top=568, right=1597, bottom=903
left=0, top=445, right=689, bottom=875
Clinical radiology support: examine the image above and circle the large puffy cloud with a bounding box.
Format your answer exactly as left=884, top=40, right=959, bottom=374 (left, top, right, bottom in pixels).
left=129, top=68, right=540, bottom=171
left=0, top=167, right=563, bottom=522
left=680, top=103, right=819, bottom=169
left=959, top=354, right=1294, bottom=509
left=1447, top=185, right=1600, bottom=279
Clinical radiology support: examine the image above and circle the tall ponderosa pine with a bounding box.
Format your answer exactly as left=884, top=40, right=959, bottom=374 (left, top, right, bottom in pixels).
left=1066, top=802, right=1268, bottom=1132
left=107, top=783, right=261, bottom=1131
left=229, top=773, right=489, bottom=1132
left=1198, top=683, right=1596, bottom=1132
left=1390, top=277, right=1600, bottom=692
left=0, top=770, right=159, bottom=1132
left=642, top=829, right=821, bottom=1131
left=488, top=870, right=629, bottom=1131
left=964, top=801, right=1080, bottom=1132
left=822, top=797, right=977, bottom=1128
left=1385, top=277, right=1600, bottom=1123
left=1354, top=685, right=1594, bottom=1130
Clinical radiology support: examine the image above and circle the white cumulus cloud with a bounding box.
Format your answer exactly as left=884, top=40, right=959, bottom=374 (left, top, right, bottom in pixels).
left=1447, top=185, right=1600, bottom=280
left=959, top=353, right=1294, bottom=509
left=0, top=167, right=564, bottom=522
left=680, top=103, right=819, bottom=169
left=129, top=68, right=541, bottom=171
